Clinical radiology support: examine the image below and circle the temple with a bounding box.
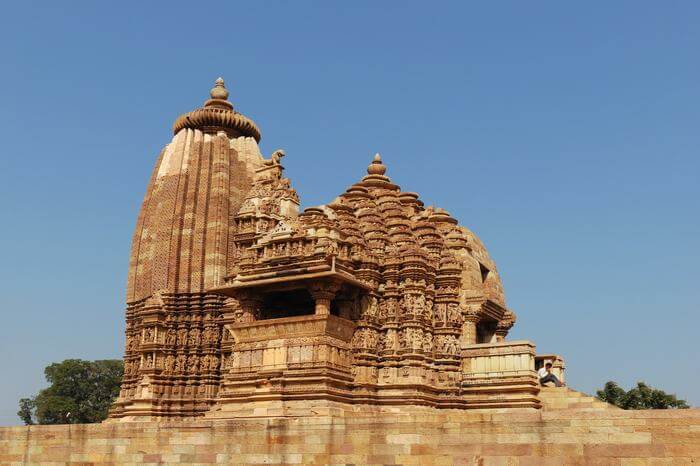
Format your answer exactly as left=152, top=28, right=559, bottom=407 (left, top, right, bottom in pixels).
left=109, top=78, right=564, bottom=420
left=5, top=78, right=697, bottom=466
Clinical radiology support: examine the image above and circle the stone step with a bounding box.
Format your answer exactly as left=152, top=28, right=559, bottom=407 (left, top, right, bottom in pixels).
left=538, top=389, right=584, bottom=398
left=538, top=386, right=620, bottom=412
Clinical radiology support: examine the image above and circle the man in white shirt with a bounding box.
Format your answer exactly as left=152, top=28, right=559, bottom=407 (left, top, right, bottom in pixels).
left=538, top=362, right=563, bottom=387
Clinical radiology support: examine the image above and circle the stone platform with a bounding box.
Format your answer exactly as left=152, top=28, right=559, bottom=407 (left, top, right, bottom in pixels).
left=2, top=391, right=699, bottom=465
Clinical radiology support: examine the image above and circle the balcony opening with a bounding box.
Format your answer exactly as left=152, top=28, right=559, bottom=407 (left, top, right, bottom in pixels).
left=260, top=289, right=315, bottom=320
left=476, top=320, right=496, bottom=344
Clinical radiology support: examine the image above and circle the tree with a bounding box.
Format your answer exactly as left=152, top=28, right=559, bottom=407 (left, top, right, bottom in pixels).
left=596, top=381, right=689, bottom=409
left=596, top=381, right=627, bottom=407
left=17, top=398, right=35, bottom=425
left=17, top=359, right=123, bottom=425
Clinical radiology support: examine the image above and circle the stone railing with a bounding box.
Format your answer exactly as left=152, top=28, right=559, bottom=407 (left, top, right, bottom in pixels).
left=461, top=340, right=536, bottom=380
left=227, top=313, right=354, bottom=343
left=460, top=340, right=540, bottom=408
left=216, top=314, right=357, bottom=410
left=225, top=314, right=355, bottom=373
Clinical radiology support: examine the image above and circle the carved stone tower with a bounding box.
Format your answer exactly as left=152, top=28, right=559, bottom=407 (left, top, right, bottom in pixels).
left=111, top=79, right=265, bottom=418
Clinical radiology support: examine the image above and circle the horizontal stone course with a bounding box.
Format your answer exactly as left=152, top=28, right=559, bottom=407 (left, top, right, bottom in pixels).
left=1, top=406, right=698, bottom=464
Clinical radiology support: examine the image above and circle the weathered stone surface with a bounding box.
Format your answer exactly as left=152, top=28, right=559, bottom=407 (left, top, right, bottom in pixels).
left=2, top=406, right=699, bottom=464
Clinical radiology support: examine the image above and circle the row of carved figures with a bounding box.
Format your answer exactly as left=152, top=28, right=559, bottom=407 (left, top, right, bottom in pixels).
left=356, top=295, right=464, bottom=326
left=353, top=327, right=460, bottom=356
left=240, top=238, right=353, bottom=264
left=122, top=379, right=219, bottom=400
left=124, top=353, right=221, bottom=375
left=126, top=325, right=222, bottom=351
left=234, top=224, right=469, bottom=271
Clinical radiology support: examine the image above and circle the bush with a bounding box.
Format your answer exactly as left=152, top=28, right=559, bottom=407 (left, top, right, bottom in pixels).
left=596, top=381, right=689, bottom=409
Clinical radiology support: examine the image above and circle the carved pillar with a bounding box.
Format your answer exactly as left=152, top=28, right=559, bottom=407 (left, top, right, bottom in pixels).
left=220, top=297, right=240, bottom=324
left=494, top=310, right=516, bottom=342
left=334, top=288, right=358, bottom=320
left=309, top=281, right=341, bottom=316
left=237, top=292, right=262, bottom=323
left=494, top=327, right=507, bottom=342
left=460, top=310, right=480, bottom=348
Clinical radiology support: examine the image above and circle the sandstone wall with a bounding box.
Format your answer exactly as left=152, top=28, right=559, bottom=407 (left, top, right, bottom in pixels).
left=1, top=407, right=698, bottom=465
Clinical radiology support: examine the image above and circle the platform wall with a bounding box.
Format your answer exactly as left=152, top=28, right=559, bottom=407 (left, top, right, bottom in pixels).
left=1, top=407, right=699, bottom=465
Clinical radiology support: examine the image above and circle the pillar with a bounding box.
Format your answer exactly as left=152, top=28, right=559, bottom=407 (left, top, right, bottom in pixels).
left=309, top=281, right=341, bottom=316
left=495, top=310, right=516, bottom=343
left=460, top=311, right=480, bottom=348
left=237, top=292, right=262, bottom=323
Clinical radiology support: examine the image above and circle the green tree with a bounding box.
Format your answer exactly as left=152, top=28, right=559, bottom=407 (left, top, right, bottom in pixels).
left=17, top=359, right=123, bottom=425
left=596, top=381, right=627, bottom=407
left=17, top=398, right=35, bottom=425
left=596, top=381, right=689, bottom=409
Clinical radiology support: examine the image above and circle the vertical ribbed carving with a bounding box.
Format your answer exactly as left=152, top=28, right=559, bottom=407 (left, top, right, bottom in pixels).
left=176, top=129, right=203, bottom=292
left=127, top=149, right=165, bottom=302
left=125, top=130, right=261, bottom=302
left=113, top=128, right=262, bottom=419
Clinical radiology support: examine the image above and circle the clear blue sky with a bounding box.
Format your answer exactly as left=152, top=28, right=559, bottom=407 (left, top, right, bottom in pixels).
left=0, top=2, right=698, bottom=425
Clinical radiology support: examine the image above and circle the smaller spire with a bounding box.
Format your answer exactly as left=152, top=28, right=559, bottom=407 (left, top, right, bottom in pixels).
left=367, top=153, right=387, bottom=176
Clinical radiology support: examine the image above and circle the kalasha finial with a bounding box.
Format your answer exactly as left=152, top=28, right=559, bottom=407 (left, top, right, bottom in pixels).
left=210, top=77, right=229, bottom=100
left=204, top=77, right=233, bottom=110
left=367, top=152, right=386, bottom=176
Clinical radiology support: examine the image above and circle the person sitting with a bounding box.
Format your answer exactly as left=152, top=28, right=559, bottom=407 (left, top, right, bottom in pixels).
left=538, top=362, right=563, bottom=387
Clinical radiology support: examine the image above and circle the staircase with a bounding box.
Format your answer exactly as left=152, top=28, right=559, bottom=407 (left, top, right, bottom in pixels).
left=538, top=386, right=620, bottom=412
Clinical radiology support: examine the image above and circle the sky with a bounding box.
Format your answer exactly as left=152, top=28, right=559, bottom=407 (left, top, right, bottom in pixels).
left=0, top=2, right=698, bottom=425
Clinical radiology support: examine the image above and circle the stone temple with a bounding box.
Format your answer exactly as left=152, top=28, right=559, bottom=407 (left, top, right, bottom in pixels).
left=2, top=79, right=698, bottom=465
left=109, top=77, right=551, bottom=420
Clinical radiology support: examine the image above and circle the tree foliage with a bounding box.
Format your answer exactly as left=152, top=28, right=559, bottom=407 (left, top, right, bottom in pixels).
left=596, top=381, right=689, bottom=410
left=17, top=359, right=123, bottom=425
